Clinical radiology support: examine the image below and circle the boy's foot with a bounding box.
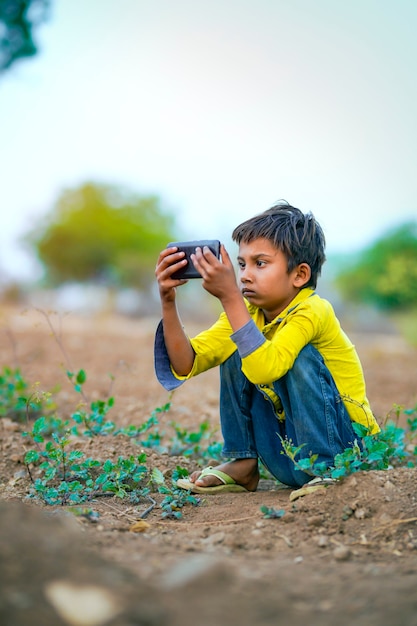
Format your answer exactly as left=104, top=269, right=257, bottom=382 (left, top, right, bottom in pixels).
left=178, top=458, right=259, bottom=494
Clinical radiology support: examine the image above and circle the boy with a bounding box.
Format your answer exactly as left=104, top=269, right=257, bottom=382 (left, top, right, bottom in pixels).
left=154, top=202, right=379, bottom=492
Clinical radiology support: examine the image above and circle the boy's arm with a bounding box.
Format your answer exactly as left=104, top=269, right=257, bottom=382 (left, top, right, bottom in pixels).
left=161, top=300, right=195, bottom=375
left=192, top=244, right=251, bottom=331
left=155, top=245, right=195, bottom=376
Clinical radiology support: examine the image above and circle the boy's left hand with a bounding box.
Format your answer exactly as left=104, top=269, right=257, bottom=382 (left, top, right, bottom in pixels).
left=191, top=244, right=240, bottom=301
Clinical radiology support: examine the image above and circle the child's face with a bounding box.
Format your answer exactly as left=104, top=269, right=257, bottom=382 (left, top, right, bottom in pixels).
left=237, top=237, right=308, bottom=321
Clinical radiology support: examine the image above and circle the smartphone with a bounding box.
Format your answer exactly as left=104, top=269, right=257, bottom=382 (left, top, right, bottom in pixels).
left=167, top=239, right=221, bottom=279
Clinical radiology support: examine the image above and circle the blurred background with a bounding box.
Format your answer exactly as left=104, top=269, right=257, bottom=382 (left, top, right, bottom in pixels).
left=0, top=0, right=416, bottom=341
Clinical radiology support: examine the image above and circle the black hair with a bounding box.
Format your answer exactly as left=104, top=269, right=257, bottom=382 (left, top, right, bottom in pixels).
left=232, top=200, right=326, bottom=289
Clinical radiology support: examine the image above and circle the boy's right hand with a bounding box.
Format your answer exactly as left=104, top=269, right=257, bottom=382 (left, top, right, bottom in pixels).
left=155, top=246, right=188, bottom=301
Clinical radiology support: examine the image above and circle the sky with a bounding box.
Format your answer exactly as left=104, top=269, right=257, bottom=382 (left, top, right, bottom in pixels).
left=1, top=0, right=416, bottom=281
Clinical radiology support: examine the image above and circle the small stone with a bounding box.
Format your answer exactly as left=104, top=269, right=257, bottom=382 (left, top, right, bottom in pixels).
left=345, top=475, right=358, bottom=488
left=1, top=418, right=20, bottom=431
left=318, top=599, right=334, bottom=612
left=161, top=555, right=230, bottom=589
left=203, top=531, right=225, bottom=545
left=354, top=508, right=367, bottom=520
left=129, top=520, right=151, bottom=533
left=333, top=545, right=351, bottom=561
left=44, top=580, right=121, bottom=626
left=13, top=470, right=27, bottom=479
left=317, top=535, right=329, bottom=548
left=342, top=505, right=354, bottom=520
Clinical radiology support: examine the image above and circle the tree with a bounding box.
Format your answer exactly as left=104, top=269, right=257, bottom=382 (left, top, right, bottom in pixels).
left=0, top=0, right=50, bottom=72
left=26, top=182, right=177, bottom=290
left=335, top=221, right=417, bottom=310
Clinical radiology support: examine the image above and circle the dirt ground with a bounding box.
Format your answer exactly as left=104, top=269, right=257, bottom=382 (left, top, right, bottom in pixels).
left=1, top=305, right=417, bottom=626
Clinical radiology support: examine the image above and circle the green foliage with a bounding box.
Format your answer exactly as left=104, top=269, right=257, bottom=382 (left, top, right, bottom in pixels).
left=21, top=384, right=211, bottom=517
left=157, top=467, right=201, bottom=519
left=0, top=366, right=28, bottom=418
left=23, top=409, right=200, bottom=518
left=168, top=420, right=223, bottom=460
left=335, top=221, right=417, bottom=310
left=260, top=505, right=286, bottom=519
left=0, top=366, right=54, bottom=421
left=67, top=506, right=100, bottom=522
left=25, top=182, right=177, bottom=288
left=0, top=0, right=50, bottom=72
left=66, top=368, right=117, bottom=436
left=158, top=486, right=201, bottom=519
left=118, top=405, right=223, bottom=462
left=118, top=403, right=169, bottom=450
left=280, top=406, right=417, bottom=481
left=23, top=413, right=151, bottom=505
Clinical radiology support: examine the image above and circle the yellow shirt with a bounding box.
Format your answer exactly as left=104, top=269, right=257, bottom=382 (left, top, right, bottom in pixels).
left=173, top=288, right=379, bottom=434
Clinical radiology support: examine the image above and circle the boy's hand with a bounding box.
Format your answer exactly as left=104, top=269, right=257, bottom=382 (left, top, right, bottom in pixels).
left=155, top=246, right=188, bottom=301
left=191, top=244, right=240, bottom=302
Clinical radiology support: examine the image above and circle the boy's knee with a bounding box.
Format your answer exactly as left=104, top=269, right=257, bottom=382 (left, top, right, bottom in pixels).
left=287, top=344, right=324, bottom=381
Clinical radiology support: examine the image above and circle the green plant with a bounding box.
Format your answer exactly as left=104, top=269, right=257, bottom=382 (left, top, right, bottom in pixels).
left=118, top=403, right=169, bottom=452
left=280, top=406, right=417, bottom=481
left=0, top=367, right=50, bottom=421
left=117, top=405, right=224, bottom=462
left=157, top=467, right=201, bottom=519
left=260, top=505, right=286, bottom=519
left=10, top=313, right=209, bottom=518
left=24, top=425, right=149, bottom=506
left=168, top=419, right=223, bottom=461
left=22, top=405, right=202, bottom=518
left=65, top=369, right=117, bottom=437
left=23, top=412, right=149, bottom=505
left=35, top=311, right=118, bottom=437
left=0, top=366, right=27, bottom=418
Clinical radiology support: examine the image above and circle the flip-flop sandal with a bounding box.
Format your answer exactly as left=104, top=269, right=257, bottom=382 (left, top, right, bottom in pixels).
left=289, top=477, right=336, bottom=501
left=176, top=466, right=248, bottom=494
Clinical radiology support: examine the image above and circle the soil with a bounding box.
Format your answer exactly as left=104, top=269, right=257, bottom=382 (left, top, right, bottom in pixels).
left=1, top=305, right=417, bottom=626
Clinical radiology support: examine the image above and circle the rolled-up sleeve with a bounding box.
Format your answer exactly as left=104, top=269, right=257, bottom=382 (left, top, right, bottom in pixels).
left=230, top=319, right=266, bottom=357
left=154, top=320, right=186, bottom=391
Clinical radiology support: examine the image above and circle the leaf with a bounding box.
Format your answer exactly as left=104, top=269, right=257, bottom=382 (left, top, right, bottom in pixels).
left=260, top=505, right=286, bottom=519
left=101, top=481, right=117, bottom=492
left=68, top=450, right=84, bottom=462
left=68, top=481, right=83, bottom=492
left=151, top=467, right=165, bottom=485
left=76, top=369, right=87, bottom=385
left=102, top=460, right=113, bottom=473
left=25, top=450, right=40, bottom=464
left=352, top=422, right=371, bottom=437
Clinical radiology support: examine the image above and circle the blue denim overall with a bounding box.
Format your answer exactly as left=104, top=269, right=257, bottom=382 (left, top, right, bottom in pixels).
left=219, top=344, right=358, bottom=487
